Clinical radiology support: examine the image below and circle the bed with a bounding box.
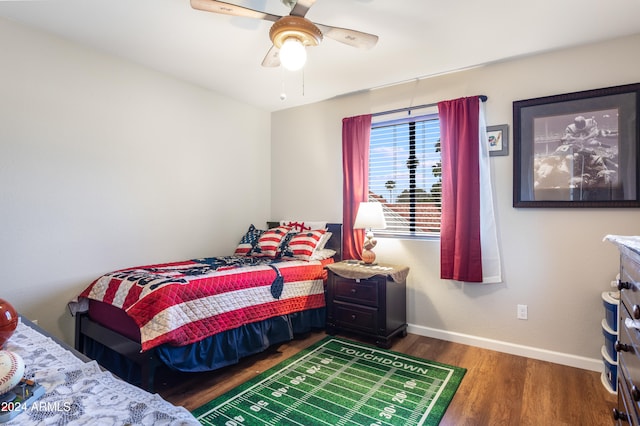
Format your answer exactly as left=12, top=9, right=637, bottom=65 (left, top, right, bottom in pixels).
left=70, top=221, right=342, bottom=391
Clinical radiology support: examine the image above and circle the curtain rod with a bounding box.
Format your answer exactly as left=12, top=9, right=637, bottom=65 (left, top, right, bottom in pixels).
left=371, top=95, right=488, bottom=117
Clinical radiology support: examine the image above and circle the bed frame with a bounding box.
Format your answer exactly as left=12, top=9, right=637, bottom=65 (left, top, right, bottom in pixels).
left=74, top=222, right=342, bottom=391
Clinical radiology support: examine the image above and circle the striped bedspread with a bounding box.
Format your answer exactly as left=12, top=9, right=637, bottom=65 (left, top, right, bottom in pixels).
left=78, top=256, right=330, bottom=351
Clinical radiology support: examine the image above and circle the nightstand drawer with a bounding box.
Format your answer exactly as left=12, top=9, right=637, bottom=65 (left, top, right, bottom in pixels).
left=332, top=276, right=380, bottom=307
left=333, top=301, right=378, bottom=334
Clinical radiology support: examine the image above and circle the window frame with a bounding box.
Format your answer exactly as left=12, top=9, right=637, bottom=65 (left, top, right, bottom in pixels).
left=368, top=112, right=441, bottom=240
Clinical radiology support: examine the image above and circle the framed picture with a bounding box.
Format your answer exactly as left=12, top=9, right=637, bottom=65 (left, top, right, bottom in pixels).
left=487, top=124, right=509, bottom=157
left=513, top=83, right=640, bottom=208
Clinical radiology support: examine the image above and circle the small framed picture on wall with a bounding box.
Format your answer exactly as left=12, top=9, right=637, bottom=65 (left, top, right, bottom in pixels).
left=487, top=124, right=509, bottom=157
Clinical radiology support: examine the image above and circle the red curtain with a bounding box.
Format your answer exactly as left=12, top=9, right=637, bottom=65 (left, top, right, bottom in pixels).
left=342, top=114, right=372, bottom=260
left=438, top=97, right=483, bottom=282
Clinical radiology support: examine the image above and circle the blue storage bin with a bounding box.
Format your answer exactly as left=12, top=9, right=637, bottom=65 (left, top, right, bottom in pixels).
left=601, top=345, right=618, bottom=393
left=602, top=291, right=619, bottom=332
left=602, top=319, right=618, bottom=362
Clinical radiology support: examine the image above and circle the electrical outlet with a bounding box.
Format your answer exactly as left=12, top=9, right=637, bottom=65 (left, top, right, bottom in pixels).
left=517, top=304, right=528, bottom=320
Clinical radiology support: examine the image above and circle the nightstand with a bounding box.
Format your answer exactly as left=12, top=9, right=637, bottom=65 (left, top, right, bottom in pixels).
left=325, top=261, right=408, bottom=348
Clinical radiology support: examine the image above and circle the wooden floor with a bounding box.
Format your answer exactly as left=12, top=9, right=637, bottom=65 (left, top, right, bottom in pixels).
left=156, top=331, right=616, bottom=425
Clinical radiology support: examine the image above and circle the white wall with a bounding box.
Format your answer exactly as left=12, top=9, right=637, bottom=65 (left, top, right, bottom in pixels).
left=0, top=18, right=271, bottom=344
left=272, top=34, right=640, bottom=370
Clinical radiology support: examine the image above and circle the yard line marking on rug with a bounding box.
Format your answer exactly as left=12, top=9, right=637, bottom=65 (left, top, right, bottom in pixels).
left=193, top=337, right=466, bottom=426
left=199, top=342, right=347, bottom=426
left=336, top=364, right=396, bottom=426
left=267, top=343, right=426, bottom=425
left=271, top=345, right=361, bottom=425
left=327, top=339, right=459, bottom=423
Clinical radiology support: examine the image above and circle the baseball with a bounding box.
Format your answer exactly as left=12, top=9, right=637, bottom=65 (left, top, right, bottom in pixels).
left=0, top=350, right=25, bottom=395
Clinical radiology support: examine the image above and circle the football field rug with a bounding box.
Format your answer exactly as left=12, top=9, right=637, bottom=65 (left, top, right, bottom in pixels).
left=192, top=336, right=466, bottom=425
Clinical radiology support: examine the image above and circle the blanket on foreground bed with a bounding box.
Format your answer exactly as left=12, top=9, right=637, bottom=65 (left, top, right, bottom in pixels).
left=76, top=256, right=329, bottom=351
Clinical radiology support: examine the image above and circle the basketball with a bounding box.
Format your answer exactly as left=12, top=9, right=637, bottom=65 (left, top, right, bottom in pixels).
left=0, top=298, right=18, bottom=349
left=0, top=350, right=25, bottom=395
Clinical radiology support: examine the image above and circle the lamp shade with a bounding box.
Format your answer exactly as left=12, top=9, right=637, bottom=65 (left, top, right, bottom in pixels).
left=353, top=202, right=387, bottom=230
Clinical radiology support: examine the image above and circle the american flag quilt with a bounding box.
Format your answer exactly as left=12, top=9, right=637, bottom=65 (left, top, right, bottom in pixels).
left=79, top=256, right=331, bottom=351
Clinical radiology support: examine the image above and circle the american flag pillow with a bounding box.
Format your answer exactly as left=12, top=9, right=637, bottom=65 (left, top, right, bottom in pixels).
left=284, top=229, right=327, bottom=261
left=234, top=224, right=264, bottom=256
left=251, top=226, right=291, bottom=258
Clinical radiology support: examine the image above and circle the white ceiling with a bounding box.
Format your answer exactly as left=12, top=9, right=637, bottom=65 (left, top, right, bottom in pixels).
left=1, top=0, right=640, bottom=112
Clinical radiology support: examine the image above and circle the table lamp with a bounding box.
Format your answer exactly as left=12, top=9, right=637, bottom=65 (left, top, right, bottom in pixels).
left=353, top=202, right=387, bottom=264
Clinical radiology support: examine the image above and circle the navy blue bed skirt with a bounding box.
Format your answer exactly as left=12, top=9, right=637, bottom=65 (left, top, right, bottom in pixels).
left=84, top=308, right=325, bottom=386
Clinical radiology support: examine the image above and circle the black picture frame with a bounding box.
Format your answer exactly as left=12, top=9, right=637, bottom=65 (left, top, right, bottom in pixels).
left=487, top=124, right=509, bottom=157
left=513, top=83, right=640, bottom=208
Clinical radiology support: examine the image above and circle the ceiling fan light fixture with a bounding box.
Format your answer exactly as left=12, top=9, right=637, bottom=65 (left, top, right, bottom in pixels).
left=269, top=16, right=322, bottom=47
left=269, top=16, right=322, bottom=70
left=279, top=37, right=307, bottom=71
left=191, top=1, right=379, bottom=69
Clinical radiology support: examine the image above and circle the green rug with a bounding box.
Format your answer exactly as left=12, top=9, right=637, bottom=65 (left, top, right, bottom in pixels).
left=193, top=336, right=465, bottom=425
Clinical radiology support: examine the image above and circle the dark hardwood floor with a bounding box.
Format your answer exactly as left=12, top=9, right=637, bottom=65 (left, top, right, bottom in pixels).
left=155, top=331, right=616, bottom=425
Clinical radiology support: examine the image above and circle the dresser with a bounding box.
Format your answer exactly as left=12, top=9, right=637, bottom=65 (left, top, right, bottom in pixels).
left=325, top=261, right=408, bottom=348
left=609, top=236, right=640, bottom=424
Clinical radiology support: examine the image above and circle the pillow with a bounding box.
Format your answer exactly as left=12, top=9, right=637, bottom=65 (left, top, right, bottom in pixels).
left=315, top=231, right=333, bottom=251
left=251, top=226, right=291, bottom=258
left=310, top=248, right=337, bottom=261
left=282, top=229, right=327, bottom=261
left=280, top=220, right=327, bottom=232
left=234, top=224, right=264, bottom=256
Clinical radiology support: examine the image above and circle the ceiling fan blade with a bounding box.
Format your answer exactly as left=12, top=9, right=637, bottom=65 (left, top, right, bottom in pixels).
left=315, top=24, right=379, bottom=49
left=190, top=0, right=280, bottom=22
left=290, top=0, right=317, bottom=17
left=261, top=45, right=281, bottom=67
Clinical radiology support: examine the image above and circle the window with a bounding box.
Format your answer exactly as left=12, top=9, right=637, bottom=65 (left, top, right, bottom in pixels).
left=369, top=113, right=441, bottom=238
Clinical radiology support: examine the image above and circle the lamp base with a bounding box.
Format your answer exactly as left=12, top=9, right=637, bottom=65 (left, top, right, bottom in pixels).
left=361, top=249, right=377, bottom=265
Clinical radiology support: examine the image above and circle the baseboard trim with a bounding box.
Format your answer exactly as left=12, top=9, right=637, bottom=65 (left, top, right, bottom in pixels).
left=407, top=324, right=603, bottom=372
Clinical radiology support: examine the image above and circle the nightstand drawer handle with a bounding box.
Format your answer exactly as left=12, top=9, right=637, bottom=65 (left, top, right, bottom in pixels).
left=350, top=288, right=357, bottom=294
left=351, top=314, right=357, bottom=320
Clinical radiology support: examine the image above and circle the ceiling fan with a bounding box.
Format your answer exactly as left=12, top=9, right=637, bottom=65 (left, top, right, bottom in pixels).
left=190, top=0, right=379, bottom=71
